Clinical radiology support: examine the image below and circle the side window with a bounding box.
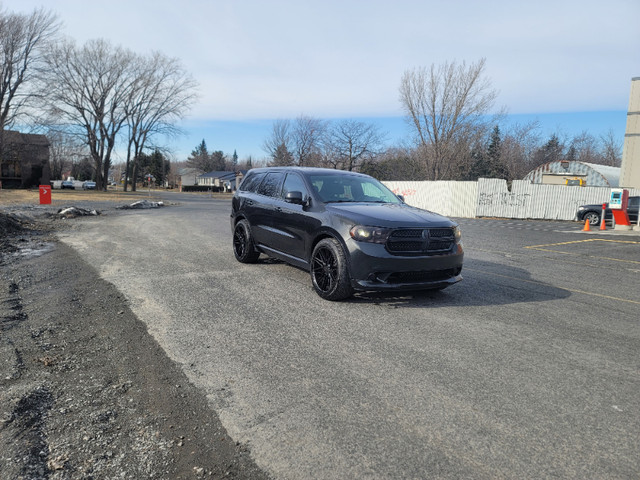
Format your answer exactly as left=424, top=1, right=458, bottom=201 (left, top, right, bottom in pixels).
left=239, top=172, right=265, bottom=192
left=628, top=197, right=639, bottom=208
left=281, top=173, right=308, bottom=199
left=256, top=172, right=285, bottom=197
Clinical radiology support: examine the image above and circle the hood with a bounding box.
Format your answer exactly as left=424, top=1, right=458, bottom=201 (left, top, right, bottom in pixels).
left=326, top=202, right=454, bottom=227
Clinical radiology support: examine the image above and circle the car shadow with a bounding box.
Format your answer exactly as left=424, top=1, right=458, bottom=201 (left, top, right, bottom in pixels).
left=349, top=258, right=572, bottom=308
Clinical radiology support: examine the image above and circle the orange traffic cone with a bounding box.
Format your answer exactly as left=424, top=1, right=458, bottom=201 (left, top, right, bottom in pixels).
left=582, top=219, right=590, bottom=231
left=600, top=217, right=606, bottom=230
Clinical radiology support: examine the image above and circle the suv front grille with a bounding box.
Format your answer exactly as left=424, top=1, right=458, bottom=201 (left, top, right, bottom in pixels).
left=386, top=228, right=455, bottom=255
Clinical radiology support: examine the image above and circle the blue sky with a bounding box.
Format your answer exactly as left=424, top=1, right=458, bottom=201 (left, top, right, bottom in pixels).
left=4, top=0, right=639, bottom=162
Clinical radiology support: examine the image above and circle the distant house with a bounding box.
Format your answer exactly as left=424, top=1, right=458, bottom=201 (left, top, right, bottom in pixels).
left=177, top=167, right=203, bottom=190
left=198, top=170, right=246, bottom=191
left=0, top=130, right=50, bottom=188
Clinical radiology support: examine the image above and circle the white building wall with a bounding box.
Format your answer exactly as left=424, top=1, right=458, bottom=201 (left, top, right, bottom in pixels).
left=383, top=179, right=640, bottom=220
left=620, top=77, right=640, bottom=189
left=384, top=181, right=478, bottom=217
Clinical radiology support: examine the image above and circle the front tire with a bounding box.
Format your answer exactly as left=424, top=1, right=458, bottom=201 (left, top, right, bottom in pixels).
left=584, top=211, right=600, bottom=226
left=310, top=238, right=353, bottom=301
left=233, top=219, right=260, bottom=263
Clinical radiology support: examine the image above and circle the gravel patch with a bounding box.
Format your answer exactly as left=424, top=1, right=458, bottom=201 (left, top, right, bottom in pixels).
left=0, top=209, right=269, bottom=479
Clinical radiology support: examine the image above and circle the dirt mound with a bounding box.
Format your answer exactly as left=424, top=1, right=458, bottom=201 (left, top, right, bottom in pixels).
left=0, top=212, right=28, bottom=234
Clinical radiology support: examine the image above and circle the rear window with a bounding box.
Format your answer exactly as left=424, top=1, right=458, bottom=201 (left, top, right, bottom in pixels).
left=239, top=172, right=265, bottom=193
left=256, top=172, right=285, bottom=197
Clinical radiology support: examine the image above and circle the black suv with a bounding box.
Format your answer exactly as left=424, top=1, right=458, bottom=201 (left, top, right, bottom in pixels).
left=230, top=167, right=464, bottom=300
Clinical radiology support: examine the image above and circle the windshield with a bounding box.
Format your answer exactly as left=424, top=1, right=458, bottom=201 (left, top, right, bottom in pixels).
left=308, top=174, right=401, bottom=204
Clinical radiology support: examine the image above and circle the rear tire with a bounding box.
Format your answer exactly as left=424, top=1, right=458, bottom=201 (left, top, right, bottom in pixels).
left=310, top=238, right=353, bottom=301
left=233, top=219, right=260, bottom=263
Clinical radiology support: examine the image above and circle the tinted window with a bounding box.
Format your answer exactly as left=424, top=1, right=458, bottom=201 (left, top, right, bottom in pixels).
left=256, top=172, right=285, bottom=197
left=281, top=173, right=308, bottom=199
left=628, top=197, right=639, bottom=207
left=308, top=174, right=401, bottom=203
left=239, top=172, right=265, bottom=193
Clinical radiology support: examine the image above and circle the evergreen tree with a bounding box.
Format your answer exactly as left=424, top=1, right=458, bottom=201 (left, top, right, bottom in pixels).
left=487, top=125, right=507, bottom=179
left=466, top=146, right=490, bottom=180
left=270, top=142, right=294, bottom=166
left=211, top=150, right=226, bottom=171
left=186, top=139, right=214, bottom=172
left=465, top=126, right=507, bottom=180
left=533, top=134, right=564, bottom=167
left=71, top=157, right=95, bottom=181
left=487, top=126, right=501, bottom=164
left=134, top=150, right=169, bottom=185
left=232, top=150, right=238, bottom=166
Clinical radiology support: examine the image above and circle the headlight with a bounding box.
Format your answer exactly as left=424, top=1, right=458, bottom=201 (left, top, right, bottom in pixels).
left=349, top=226, right=391, bottom=244
left=577, top=206, right=585, bottom=211
left=453, top=226, right=462, bottom=243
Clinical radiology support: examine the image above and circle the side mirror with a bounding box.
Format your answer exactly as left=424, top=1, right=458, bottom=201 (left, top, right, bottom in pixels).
left=397, top=194, right=405, bottom=203
left=285, top=191, right=305, bottom=205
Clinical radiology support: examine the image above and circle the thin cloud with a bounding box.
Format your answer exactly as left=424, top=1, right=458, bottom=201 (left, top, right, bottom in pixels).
left=6, top=0, right=638, bottom=120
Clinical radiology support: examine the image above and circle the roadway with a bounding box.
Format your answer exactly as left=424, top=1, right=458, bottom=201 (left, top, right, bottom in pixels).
left=58, top=192, right=640, bottom=479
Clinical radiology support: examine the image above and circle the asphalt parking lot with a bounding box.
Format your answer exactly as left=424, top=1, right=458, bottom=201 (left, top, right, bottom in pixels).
left=58, top=193, right=639, bottom=479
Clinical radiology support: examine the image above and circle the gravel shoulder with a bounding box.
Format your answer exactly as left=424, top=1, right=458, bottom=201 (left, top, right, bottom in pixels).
left=0, top=208, right=269, bottom=479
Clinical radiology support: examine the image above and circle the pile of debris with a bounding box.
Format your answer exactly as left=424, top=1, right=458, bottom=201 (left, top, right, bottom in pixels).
left=55, top=207, right=100, bottom=219
left=117, top=200, right=164, bottom=210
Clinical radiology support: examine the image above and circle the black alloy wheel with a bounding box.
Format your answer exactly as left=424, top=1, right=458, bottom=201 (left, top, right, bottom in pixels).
left=310, top=238, right=353, bottom=301
left=233, top=220, right=260, bottom=263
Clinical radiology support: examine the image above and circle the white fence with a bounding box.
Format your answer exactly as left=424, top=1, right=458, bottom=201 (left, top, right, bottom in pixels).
left=384, top=179, right=640, bottom=221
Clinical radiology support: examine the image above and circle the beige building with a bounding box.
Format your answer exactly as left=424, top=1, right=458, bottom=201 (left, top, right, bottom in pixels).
left=620, top=77, right=640, bottom=188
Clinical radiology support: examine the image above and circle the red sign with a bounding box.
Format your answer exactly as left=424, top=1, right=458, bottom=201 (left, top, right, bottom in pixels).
left=39, top=185, right=52, bottom=205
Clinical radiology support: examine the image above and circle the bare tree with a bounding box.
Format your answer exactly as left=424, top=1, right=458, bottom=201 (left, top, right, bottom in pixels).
left=264, top=116, right=326, bottom=166
left=45, top=128, right=87, bottom=180
left=263, top=119, right=293, bottom=165
left=323, top=119, right=385, bottom=171
left=123, top=52, right=197, bottom=191
left=291, top=115, right=326, bottom=166
left=399, top=59, right=499, bottom=180
left=600, top=129, right=622, bottom=167
left=360, top=146, right=424, bottom=180
left=0, top=6, right=59, bottom=149
left=567, top=131, right=600, bottom=164
left=500, top=121, right=542, bottom=181
left=43, top=39, right=136, bottom=190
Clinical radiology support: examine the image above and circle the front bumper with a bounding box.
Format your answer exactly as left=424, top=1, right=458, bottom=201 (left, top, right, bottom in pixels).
left=347, top=240, right=464, bottom=292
